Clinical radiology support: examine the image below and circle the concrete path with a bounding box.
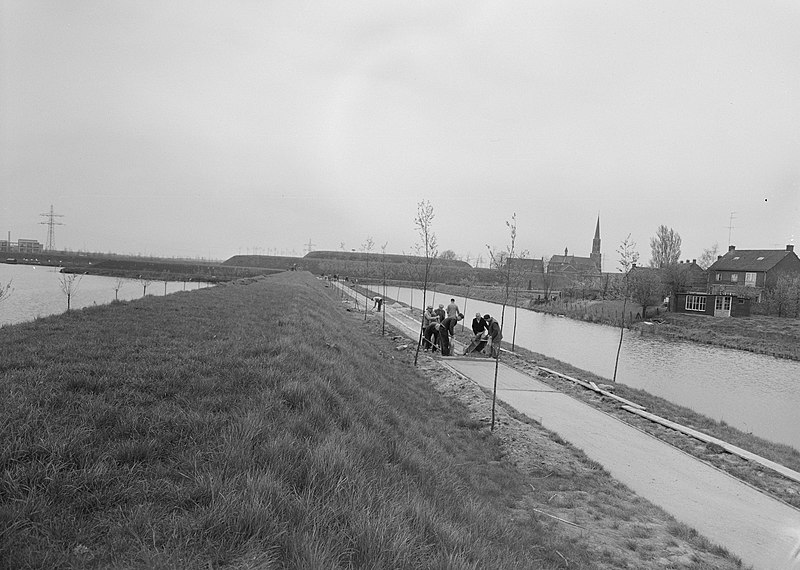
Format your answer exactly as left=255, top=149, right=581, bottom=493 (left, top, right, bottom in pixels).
left=444, top=358, right=800, bottom=570
left=339, top=288, right=800, bottom=568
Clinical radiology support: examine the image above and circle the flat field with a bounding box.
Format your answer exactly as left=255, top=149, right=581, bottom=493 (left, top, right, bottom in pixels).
left=1, top=272, right=745, bottom=569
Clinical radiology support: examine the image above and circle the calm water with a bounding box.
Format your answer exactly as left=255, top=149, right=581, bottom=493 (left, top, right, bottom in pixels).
left=0, top=263, right=210, bottom=326
left=369, top=284, right=800, bottom=451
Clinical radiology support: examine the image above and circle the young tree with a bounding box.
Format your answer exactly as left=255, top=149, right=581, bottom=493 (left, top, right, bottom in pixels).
left=380, top=241, right=389, bottom=335
left=112, top=277, right=125, bottom=301
left=698, top=243, right=720, bottom=270
left=0, top=280, right=13, bottom=309
left=361, top=236, right=374, bottom=321
left=649, top=225, right=682, bottom=268
left=765, top=275, right=800, bottom=317
left=413, top=200, right=438, bottom=366
left=439, top=249, right=458, bottom=261
left=139, top=276, right=153, bottom=297
left=540, top=256, right=554, bottom=302
left=628, top=270, right=664, bottom=320
left=613, top=234, right=638, bottom=382
left=486, top=213, right=519, bottom=431
left=617, top=234, right=640, bottom=273
left=59, top=273, right=82, bottom=312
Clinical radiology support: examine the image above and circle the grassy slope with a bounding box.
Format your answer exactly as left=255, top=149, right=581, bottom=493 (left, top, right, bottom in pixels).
left=2, top=272, right=604, bottom=569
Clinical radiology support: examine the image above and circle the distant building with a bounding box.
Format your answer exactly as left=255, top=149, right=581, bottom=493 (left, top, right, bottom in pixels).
left=17, top=239, right=43, bottom=254
left=548, top=216, right=602, bottom=275
left=707, top=244, right=800, bottom=302
left=0, top=238, right=43, bottom=254
left=675, top=292, right=751, bottom=318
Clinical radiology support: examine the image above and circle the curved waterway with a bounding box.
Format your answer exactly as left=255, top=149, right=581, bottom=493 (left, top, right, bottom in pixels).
left=368, top=285, right=800, bottom=451
left=0, top=263, right=211, bottom=326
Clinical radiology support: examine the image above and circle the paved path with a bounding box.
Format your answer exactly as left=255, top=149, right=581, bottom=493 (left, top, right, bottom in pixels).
left=444, top=358, right=800, bottom=570
left=340, top=288, right=800, bottom=568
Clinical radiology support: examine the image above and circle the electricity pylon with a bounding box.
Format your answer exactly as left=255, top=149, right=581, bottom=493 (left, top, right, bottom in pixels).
left=39, top=205, right=64, bottom=251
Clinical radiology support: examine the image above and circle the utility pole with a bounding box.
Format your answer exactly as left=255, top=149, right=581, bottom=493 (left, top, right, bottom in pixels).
left=39, top=205, right=64, bottom=251
left=304, top=238, right=316, bottom=255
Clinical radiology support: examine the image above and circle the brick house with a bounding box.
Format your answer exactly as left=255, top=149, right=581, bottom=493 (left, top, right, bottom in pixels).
left=707, top=245, right=800, bottom=301
left=675, top=292, right=751, bottom=317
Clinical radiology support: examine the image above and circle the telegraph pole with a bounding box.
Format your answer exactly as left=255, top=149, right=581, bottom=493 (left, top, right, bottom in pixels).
left=304, top=238, right=316, bottom=255
left=39, top=205, right=64, bottom=251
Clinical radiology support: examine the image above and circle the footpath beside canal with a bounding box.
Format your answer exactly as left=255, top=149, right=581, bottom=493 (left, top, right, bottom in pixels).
left=365, top=292, right=800, bottom=569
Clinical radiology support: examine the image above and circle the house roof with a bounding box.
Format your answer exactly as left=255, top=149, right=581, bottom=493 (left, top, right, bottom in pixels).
left=549, top=255, right=598, bottom=270
left=708, top=249, right=795, bottom=272
left=506, top=258, right=544, bottom=272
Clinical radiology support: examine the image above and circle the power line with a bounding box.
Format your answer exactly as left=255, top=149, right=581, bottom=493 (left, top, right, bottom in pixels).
left=39, top=205, right=64, bottom=251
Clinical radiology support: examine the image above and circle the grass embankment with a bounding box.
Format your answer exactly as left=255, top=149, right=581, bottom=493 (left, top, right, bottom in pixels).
left=5, top=271, right=725, bottom=570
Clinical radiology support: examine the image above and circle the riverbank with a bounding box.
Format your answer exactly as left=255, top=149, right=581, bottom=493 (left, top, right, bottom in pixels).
left=419, top=282, right=800, bottom=361
left=351, top=283, right=800, bottom=507
left=0, top=272, right=743, bottom=568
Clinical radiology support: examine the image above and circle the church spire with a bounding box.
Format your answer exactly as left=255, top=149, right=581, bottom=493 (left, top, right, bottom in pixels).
left=591, top=215, right=602, bottom=271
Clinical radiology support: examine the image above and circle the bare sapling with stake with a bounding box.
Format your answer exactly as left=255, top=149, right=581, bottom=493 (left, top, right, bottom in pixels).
left=413, top=200, right=438, bottom=367
left=59, top=272, right=83, bottom=312
left=361, top=236, right=374, bottom=321
left=486, top=213, right=520, bottom=430
left=613, top=233, right=639, bottom=382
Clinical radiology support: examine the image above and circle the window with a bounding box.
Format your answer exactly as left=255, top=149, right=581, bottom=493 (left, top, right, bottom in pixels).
left=715, top=273, right=721, bottom=281
left=685, top=295, right=706, bottom=312
left=757, top=256, right=765, bottom=261
left=715, top=296, right=732, bottom=311
left=745, top=272, right=756, bottom=286
left=731, top=273, right=739, bottom=283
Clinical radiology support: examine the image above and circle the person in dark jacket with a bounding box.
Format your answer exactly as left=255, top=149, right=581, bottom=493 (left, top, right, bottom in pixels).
left=484, top=314, right=502, bottom=358
left=471, top=313, right=487, bottom=336
left=423, top=321, right=441, bottom=352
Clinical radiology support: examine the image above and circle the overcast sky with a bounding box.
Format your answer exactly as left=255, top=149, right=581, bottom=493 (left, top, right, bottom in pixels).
left=2, top=1, right=798, bottom=269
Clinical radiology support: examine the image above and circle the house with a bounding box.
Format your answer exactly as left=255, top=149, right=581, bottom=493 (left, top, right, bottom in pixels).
left=707, top=245, right=800, bottom=301
left=675, top=292, right=751, bottom=317
left=505, top=258, right=544, bottom=274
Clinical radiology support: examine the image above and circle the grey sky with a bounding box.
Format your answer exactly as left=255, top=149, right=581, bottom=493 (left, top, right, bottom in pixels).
left=2, top=1, right=798, bottom=268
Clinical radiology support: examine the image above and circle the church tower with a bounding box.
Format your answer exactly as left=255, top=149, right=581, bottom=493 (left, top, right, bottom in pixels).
left=590, top=215, right=601, bottom=271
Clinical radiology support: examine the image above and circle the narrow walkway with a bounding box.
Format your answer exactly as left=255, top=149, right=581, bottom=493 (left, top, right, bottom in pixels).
left=444, top=359, right=800, bottom=570
left=361, top=295, right=800, bottom=570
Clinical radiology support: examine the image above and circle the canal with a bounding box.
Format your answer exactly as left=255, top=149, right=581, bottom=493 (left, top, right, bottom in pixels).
left=0, top=263, right=211, bottom=326
left=368, top=284, right=800, bottom=451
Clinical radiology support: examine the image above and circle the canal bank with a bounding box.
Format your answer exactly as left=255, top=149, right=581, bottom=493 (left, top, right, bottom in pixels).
left=364, top=284, right=800, bottom=452
left=357, top=291, right=800, bottom=569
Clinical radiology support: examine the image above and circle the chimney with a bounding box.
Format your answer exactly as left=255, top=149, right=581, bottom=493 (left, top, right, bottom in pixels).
left=728, top=245, right=736, bottom=252
left=717, top=255, right=722, bottom=261
left=788, top=245, right=795, bottom=252
left=692, top=259, right=696, bottom=264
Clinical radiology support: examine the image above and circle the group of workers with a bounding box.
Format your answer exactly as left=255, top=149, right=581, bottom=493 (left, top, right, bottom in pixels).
left=420, top=298, right=502, bottom=358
